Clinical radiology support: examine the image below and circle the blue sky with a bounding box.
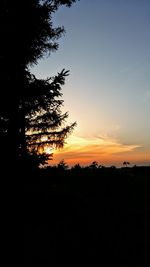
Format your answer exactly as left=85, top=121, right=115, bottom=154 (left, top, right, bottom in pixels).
left=32, top=0, right=150, bottom=166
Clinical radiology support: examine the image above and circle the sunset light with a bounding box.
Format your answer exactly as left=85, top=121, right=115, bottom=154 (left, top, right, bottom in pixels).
left=44, top=146, right=54, bottom=155
left=11, top=1, right=150, bottom=265
left=50, top=134, right=149, bottom=167
left=33, top=0, right=150, bottom=167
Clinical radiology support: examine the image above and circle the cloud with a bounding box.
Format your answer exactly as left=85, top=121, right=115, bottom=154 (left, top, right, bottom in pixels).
left=51, top=134, right=142, bottom=166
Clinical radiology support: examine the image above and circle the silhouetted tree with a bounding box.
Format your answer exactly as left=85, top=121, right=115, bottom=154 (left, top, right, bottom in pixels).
left=0, top=0, right=78, bottom=166
left=110, top=165, right=116, bottom=169
left=89, top=161, right=99, bottom=170
left=23, top=69, right=76, bottom=164
left=123, top=161, right=130, bottom=167
left=57, top=159, right=69, bottom=171
left=71, top=163, right=82, bottom=171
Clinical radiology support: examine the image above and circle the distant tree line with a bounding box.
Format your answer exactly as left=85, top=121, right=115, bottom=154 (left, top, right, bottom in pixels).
left=44, top=160, right=133, bottom=171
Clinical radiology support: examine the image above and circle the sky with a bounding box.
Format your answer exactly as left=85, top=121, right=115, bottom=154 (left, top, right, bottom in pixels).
left=32, top=0, right=150, bottom=167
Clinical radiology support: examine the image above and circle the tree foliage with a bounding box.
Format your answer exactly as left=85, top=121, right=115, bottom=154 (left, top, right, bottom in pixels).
left=0, top=0, right=78, bottom=166
left=25, top=69, right=76, bottom=153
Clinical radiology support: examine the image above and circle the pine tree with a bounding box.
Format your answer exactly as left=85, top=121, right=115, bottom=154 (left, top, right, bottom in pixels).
left=0, top=0, right=78, bottom=166
left=24, top=69, right=76, bottom=166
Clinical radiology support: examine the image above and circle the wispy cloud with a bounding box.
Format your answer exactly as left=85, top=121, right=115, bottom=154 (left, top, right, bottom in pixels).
left=51, top=135, right=142, bottom=166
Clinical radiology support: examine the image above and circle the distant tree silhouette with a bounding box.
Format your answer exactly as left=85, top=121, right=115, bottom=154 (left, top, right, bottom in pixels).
left=98, top=164, right=104, bottom=169
left=0, top=0, right=78, bottom=166
left=123, top=161, right=130, bottom=167
left=89, top=161, right=99, bottom=170
left=110, top=165, right=116, bottom=169
left=57, top=159, right=69, bottom=171
left=71, top=163, right=82, bottom=171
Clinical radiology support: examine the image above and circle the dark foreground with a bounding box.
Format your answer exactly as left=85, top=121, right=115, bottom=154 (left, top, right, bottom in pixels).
left=24, top=166, right=150, bottom=265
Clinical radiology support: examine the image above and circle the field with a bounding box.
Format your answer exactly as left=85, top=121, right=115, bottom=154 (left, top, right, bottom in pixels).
left=24, top=166, right=150, bottom=265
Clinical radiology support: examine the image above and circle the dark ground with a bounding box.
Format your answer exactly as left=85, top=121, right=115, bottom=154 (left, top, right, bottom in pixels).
left=24, top=166, right=150, bottom=265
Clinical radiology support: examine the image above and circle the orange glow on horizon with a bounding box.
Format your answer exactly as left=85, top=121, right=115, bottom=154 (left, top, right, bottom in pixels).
left=48, top=135, right=150, bottom=167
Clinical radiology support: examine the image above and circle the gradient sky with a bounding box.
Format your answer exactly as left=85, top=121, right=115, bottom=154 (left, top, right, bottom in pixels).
left=32, top=0, right=150, bottom=167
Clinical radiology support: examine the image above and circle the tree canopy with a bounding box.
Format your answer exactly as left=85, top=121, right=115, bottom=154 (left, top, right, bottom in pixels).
left=0, top=0, right=78, bottom=167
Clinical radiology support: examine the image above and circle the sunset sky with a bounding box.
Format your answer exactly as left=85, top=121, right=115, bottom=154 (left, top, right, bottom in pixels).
left=32, top=0, right=150, bottom=167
